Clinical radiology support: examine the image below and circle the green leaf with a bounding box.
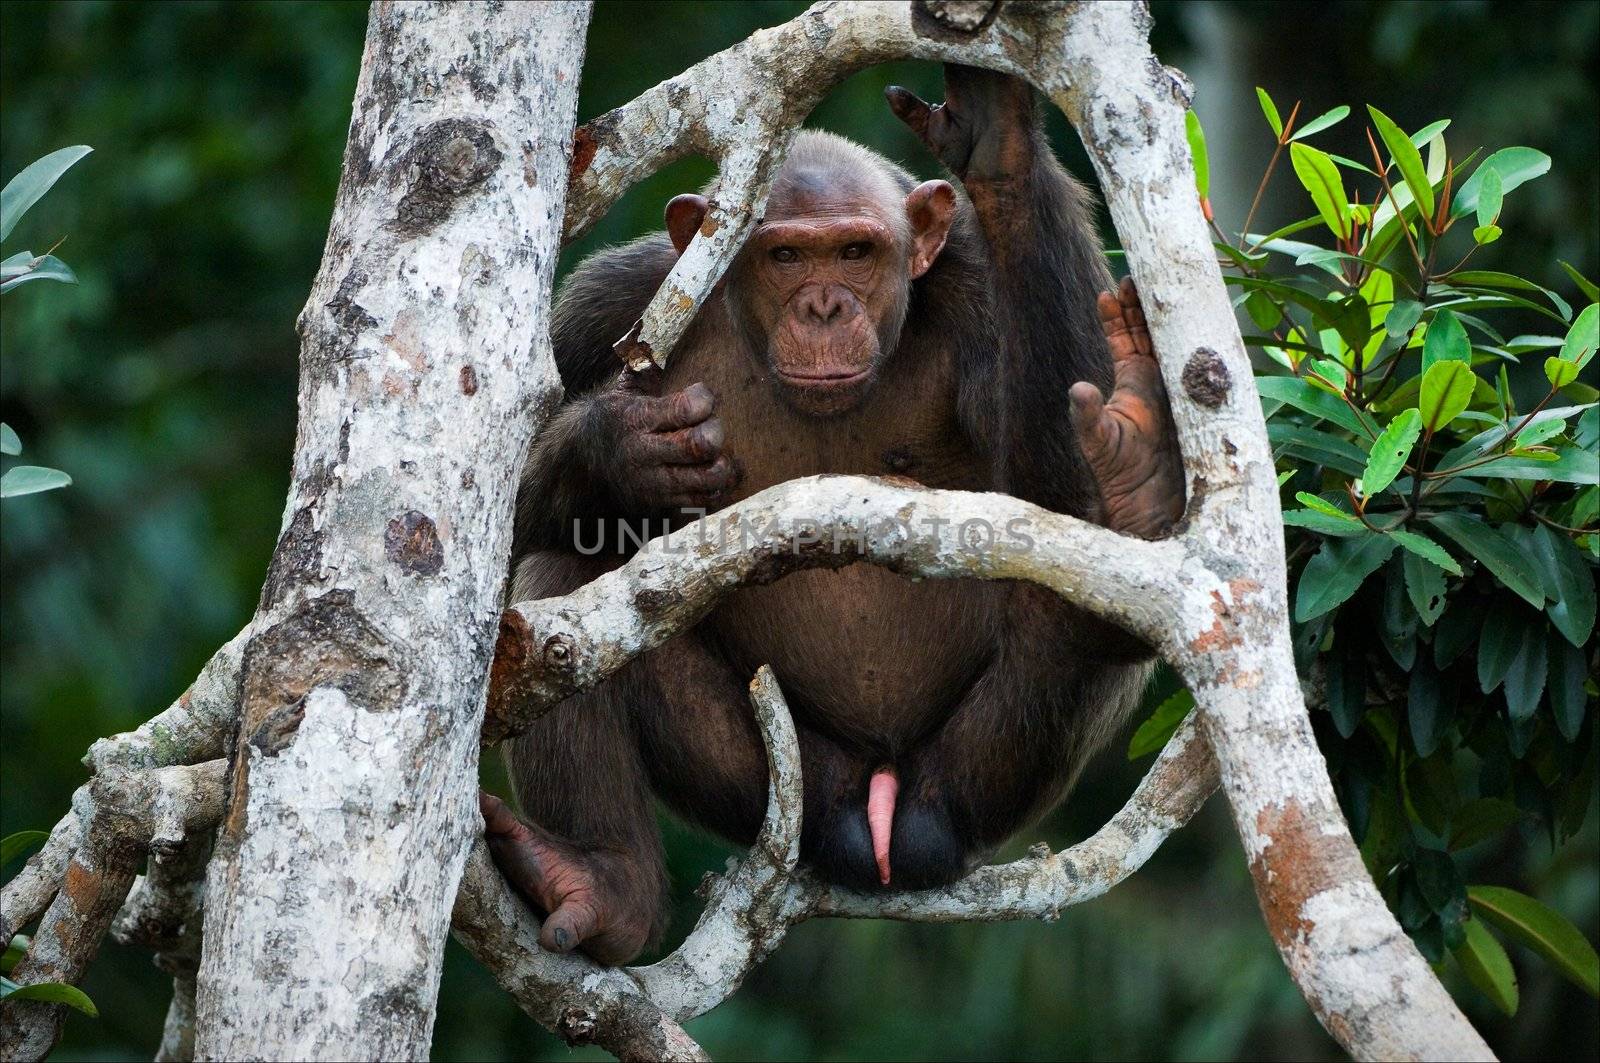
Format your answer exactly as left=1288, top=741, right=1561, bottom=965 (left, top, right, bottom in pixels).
left=1474, top=166, right=1503, bottom=229
left=1471, top=225, right=1502, bottom=246
left=1502, top=622, right=1547, bottom=721
left=1389, top=528, right=1463, bottom=577
left=1411, top=119, right=1451, bottom=148
left=1, top=831, right=49, bottom=867
left=1452, top=448, right=1599, bottom=486
left=1269, top=422, right=1370, bottom=477
left=1256, top=87, right=1283, bottom=139
left=1429, top=514, right=1546, bottom=608
left=1254, top=376, right=1369, bottom=438
left=1385, top=299, right=1424, bottom=338
left=1454, top=918, right=1520, bottom=1016
left=1422, top=309, right=1471, bottom=370
left=1185, top=110, right=1209, bottom=200
left=0, top=253, right=77, bottom=294
left=1283, top=509, right=1368, bottom=538
left=1417, top=360, right=1475, bottom=432
left=0, top=145, right=92, bottom=242
left=0, top=977, right=99, bottom=1017
left=1560, top=303, right=1598, bottom=368
left=1290, top=104, right=1351, bottom=142
left=1452, top=148, right=1552, bottom=220
left=2, top=935, right=26, bottom=975
left=1477, top=607, right=1521, bottom=694
left=1244, top=290, right=1279, bottom=332
left=1468, top=885, right=1600, bottom=998
left=1514, top=417, right=1567, bottom=449
left=1367, top=105, right=1434, bottom=222
left=1546, top=357, right=1580, bottom=389
left=1126, top=688, right=1195, bottom=760
left=1407, top=654, right=1446, bottom=755
left=1362, top=409, right=1422, bottom=495
left=1558, top=260, right=1600, bottom=303
left=1531, top=524, right=1597, bottom=647
left=0, top=423, right=19, bottom=456
left=1289, top=142, right=1351, bottom=240
left=1295, top=492, right=1358, bottom=521
left=1450, top=798, right=1522, bottom=850
left=1547, top=637, right=1589, bottom=742
left=1401, top=546, right=1450, bottom=625
left=0, top=466, right=72, bottom=498
left=1295, top=534, right=1396, bottom=622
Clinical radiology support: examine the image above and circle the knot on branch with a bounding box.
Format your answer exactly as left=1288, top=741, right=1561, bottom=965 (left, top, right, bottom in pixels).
left=1181, top=347, right=1231, bottom=409
left=912, top=0, right=1001, bottom=38
left=483, top=610, right=581, bottom=744
left=395, top=118, right=502, bottom=234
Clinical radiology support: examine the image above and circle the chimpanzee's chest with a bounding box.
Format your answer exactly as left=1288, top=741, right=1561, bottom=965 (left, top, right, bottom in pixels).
left=665, top=337, right=1002, bottom=753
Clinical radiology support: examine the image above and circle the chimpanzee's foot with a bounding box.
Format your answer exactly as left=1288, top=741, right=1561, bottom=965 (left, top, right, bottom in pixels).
left=885, top=65, right=1037, bottom=185
left=1069, top=278, right=1186, bottom=539
left=479, top=791, right=655, bottom=966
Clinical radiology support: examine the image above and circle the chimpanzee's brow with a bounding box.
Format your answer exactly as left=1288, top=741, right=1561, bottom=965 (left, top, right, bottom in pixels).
left=755, top=218, right=894, bottom=244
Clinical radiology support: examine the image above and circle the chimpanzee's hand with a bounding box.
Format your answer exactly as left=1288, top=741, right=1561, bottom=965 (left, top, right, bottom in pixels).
left=885, top=64, right=1036, bottom=185
left=589, top=368, right=737, bottom=514
left=1070, top=278, right=1186, bottom=539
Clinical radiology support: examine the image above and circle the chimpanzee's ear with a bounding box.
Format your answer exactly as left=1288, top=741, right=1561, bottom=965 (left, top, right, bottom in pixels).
left=904, top=180, right=956, bottom=280
left=665, top=194, right=709, bottom=256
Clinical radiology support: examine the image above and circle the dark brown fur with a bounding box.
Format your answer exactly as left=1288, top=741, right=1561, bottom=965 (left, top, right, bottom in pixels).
left=504, top=104, right=1152, bottom=957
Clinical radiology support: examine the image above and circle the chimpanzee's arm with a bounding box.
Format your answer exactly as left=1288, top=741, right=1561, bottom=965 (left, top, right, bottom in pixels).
left=889, top=67, right=1114, bottom=517
left=511, top=235, right=679, bottom=560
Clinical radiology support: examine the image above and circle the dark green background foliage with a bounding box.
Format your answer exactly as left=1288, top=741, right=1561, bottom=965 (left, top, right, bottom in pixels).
left=2, top=2, right=1596, bottom=1059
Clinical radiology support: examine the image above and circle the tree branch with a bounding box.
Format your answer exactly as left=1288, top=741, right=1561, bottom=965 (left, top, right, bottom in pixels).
left=459, top=666, right=1215, bottom=1046
left=485, top=474, right=1184, bottom=741
left=1, top=762, right=225, bottom=1061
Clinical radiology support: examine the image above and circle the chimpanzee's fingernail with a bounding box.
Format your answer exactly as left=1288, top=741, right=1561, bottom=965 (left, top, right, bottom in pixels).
left=552, top=927, right=569, bottom=950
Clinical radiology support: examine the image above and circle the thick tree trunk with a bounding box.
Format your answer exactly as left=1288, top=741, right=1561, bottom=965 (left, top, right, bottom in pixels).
left=189, top=3, right=590, bottom=1058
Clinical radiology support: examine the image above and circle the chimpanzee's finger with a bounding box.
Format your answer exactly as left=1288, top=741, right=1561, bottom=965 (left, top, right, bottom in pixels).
left=884, top=86, right=933, bottom=140
left=479, top=791, right=524, bottom=838
left=1098, top=291, right=1139, bottom=362
left=1117, top=277, right=1153, bottom=358
left=648, top=382, right=717, bottom=431
left=614, top=364, right=665, bottom=396
left=634, top=417, right=724, bottom=466
left=1068, top=380, right=1117, bottom=469
left=656, top=454, right=737, bottom=503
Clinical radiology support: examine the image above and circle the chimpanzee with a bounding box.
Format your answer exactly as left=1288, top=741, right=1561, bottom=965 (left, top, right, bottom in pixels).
left=479, top=66, right=1185, bottom=965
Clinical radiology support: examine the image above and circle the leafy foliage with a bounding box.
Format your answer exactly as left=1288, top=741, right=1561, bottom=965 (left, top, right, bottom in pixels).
left=1163, top=89, right=1600, bottom=1018
left=0, top=147, right=86, bottom=497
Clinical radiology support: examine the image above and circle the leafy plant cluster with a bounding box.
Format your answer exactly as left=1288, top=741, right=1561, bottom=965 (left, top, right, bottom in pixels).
left=1165, top=91, right=1600, bottom=1017
left=1, top=145, right=89, bottom=499
left=1, top=148, right=98, bottom=1020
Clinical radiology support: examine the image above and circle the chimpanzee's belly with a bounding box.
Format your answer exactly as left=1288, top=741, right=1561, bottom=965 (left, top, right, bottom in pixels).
left=710, top=567, right=1004, bottom=755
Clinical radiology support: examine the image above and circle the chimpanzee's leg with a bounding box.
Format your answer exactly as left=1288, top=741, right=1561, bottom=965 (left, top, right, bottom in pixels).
left=876, top=586, right=1152, bottom=888
left=635, top=632, right=889, bottom=890
left=489, top=551, right=667, bottom=966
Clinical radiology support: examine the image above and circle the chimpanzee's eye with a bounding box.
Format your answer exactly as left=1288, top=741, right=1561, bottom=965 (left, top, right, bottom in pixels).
left=770, top=247, right=799, bottom=264
left=841, top=242, right=872, bottom=261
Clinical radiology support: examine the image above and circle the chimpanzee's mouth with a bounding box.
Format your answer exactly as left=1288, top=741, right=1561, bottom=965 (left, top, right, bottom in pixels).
left=777, top=368, right=872, bottom=389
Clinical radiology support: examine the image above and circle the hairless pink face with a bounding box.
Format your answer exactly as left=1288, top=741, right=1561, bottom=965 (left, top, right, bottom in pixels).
left=665, top=180, right=955, bottom=417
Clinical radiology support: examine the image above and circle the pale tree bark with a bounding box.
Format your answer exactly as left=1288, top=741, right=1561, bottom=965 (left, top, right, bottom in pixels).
left=0, top=2, right=1498, bottom=1062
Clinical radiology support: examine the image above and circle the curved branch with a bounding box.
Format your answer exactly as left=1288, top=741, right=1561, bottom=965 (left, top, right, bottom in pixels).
left=0, top=808, right=81, bottom=944
left=459, top=668, right=1215, bottom=1042
left=808, top=713, right=1217, bottom=922
left=631, top=666, right=805, bottom=1020
left=1, top=762, right=226, bottom=1061
left=485, top=474, right=1184, bottom=742
left=84, top=626, right=249, bottom=774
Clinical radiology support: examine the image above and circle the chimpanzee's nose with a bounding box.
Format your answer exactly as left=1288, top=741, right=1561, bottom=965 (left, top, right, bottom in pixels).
left=800, top=286, right=847, bottom=324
